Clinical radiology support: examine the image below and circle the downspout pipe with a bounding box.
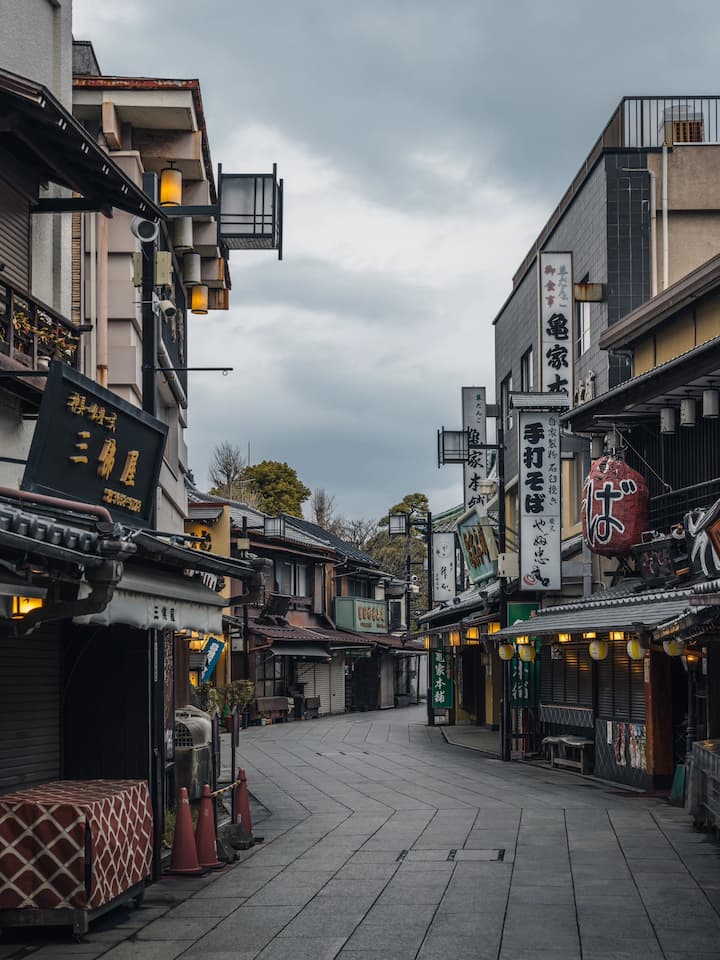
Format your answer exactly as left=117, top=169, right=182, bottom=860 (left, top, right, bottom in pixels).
left=0, top=486, right=112, bottom=524
left=662, top=143, right=669, bottom=290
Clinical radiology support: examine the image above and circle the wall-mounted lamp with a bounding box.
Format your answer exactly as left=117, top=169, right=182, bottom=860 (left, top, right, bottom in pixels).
left=517, top=644, right=536, bottom=663
left=190, top=284, right=209, bottom=315
left=681, top=650, right=702, bottom=673
left=159, top=162, right=182, bottom=207
left=465, top=626, right=480, bottom=640
left=515, top=634, right=530, bottom=644
left=558, top=632, right=572, bottom=643
left=11, top=595, right=43, bottom=618
left=663, top=638, right=685, bottom=657
left=588, top=639, right=609, bottom=661
left=498, top=643, right=516, bottom=661
left=610, top=630, right=626, bottom=642
left=423, top=635, right=430, bottom=650
left=582, top=631, right=597, bottom=640
left=660, top=407, right=676, bottom=435
left=680, top=397, right=696, bottom=428
left=703, top=389, right=719, bottom=419
left=183, top=252, right=202, bottom=286
left=488, top=622, right=501, bottom=635
left=173, top=216, right=194, bottom=253
left=626, top=637, right=647, bottom=660
left=449, top=630, right=461, bottom=647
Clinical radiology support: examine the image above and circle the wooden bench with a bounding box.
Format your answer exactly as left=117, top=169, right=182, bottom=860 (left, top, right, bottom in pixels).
left=542, top=735, right=594, bottom=775
left=255, top=696, right=291, bottom=722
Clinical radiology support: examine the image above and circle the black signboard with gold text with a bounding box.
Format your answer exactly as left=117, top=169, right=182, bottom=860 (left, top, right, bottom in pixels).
left=22, top=363, right=168, bottom=526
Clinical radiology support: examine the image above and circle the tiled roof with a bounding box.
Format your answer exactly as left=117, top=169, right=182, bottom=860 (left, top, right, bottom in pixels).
left=283, top=515, right=378, bottom=567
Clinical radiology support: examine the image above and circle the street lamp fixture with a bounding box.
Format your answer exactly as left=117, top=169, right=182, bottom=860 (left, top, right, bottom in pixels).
left=263, top=517, right=286, bottom=539
left=388, top=511, right=410, bottom=537
left=159, top=163, right=182, bottom=207
left=190, top=284, right=209, bottom=315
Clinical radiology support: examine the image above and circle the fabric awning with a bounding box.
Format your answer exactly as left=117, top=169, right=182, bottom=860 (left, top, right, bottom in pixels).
left=269, top=642, right=330, bottom=661
left=496, top=588, right=699, bottom=639
left=0, top=69, right=163, bottom=220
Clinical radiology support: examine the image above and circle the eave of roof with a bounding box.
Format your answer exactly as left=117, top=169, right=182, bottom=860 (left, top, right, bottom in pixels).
left=72, top=75, right=217, bottom=203
left=0, top=68, right=163, bottom=220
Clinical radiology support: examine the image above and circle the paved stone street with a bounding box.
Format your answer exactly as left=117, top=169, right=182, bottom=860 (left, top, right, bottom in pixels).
left=2, top=706, right=720, bottom=960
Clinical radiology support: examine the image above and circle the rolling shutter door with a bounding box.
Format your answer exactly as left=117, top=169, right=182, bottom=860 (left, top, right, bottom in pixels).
left=0, top=178, right=30, bottom=290
left=0, top=629, right=61, bottom=793
left=297, top=662, right=331, bottom=715
left=330, top=653, right=345, bottom=714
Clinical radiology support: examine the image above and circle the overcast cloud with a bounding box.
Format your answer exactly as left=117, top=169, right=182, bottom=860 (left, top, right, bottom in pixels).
left=73, top=0, right=720, bottom=521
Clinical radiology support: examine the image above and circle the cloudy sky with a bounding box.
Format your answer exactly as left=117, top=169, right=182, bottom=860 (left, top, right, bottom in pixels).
left=73, top=0, right=720, bottom=522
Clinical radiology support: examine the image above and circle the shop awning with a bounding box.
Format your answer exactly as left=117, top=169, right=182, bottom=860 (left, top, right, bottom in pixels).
left=75, top=567, right=225, bottom=633
left=0, top=69, right=163, bottom=220
left=269, top=642, right=330, bottom=661
left=495, top=587, right=699, bottom=639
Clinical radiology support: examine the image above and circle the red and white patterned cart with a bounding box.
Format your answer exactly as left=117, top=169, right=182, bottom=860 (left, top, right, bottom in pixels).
left=0, top=780, right=153, bottom=936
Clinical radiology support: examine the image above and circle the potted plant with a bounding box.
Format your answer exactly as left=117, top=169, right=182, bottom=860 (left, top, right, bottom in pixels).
left=220, top=680, right=255, bottom=731
left=195, top=681, right=221, bottom=717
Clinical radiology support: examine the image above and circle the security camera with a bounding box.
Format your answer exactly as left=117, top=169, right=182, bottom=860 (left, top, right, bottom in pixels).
left=158, top=299, right=177, bottom=321
left=131, top=216, right=160, bottom=243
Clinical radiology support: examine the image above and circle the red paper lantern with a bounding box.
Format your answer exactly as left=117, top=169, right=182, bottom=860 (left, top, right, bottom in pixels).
left=582, top=456, right=649, bottom=556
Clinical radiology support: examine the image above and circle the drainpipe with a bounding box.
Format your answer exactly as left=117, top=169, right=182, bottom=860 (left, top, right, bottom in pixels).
left=0, top=486, right=112, bottom=524
left=662, top=144, right=669, bottom=290
left=648, top=169, right=658, bottom=297
left=96, top=213, right=109, bottom=387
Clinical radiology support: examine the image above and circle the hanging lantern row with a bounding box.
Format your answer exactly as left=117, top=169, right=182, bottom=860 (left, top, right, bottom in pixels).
left=495, top=630, right=688, bottom=661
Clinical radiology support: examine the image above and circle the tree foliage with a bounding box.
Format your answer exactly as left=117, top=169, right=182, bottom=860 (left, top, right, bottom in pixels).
left=242, top=460, right=311, bottom=518
left=379, top=492, right=430, bottom=527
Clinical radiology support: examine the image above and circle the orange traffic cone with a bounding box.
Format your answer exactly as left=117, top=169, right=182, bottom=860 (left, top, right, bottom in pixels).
left=195, top=784, right=224, bottom=870
left=166, top=787, right=205, bottom=877
left=235, top=768, right=253, bottom=838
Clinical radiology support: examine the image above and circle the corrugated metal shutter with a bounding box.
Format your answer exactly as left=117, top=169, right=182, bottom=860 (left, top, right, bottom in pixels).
left=297, top=662, right=331, bottom=715
left=596, top=642, right=646, bottom=722
left=330, top=653, right=345, bottom=714
left=0, top=178, right=30, bottom=289
left=0, top=630, right=60, bottom=793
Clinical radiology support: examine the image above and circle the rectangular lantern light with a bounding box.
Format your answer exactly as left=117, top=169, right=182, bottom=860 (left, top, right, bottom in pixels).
left=219, top=164, right=283, bottom=259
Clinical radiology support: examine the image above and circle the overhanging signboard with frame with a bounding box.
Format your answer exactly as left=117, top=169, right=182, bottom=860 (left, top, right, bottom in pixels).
left=456, top=504, right=498, bottom=585
left=431, top=647, right=453, bottom=710
left=22, top=362, right=167, bottom=527
left=432, top=531, right=457, bottom=603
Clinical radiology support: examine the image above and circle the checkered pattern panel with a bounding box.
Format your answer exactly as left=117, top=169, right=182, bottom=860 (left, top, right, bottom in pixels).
left=0, top=780, right=153, bottom=909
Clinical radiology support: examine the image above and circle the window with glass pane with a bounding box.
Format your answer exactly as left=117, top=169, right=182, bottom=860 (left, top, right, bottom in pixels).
left=520, top=348, right=534, bottom=392
left=295, top=563, right=308, bottom=596
left=576, top=301, right=591, bottom=357
left=501, top=373, right=513, bottom=431
left=347, top=578, right=372, bottom=598
left=255, top=653, right=288, bottom=697
left=275, top=559, right=293, bottom=595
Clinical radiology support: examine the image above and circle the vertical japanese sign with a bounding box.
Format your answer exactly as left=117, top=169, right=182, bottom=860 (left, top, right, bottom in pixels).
left=431, top=648, right=453, bottom=710
left=201, top=636, right=225, bottom=682
left=432, top=532, right=457, bottom=603
left=462, top=386, right=487, bottom=510
left=518, top=409, right=561, bottom=590
left=507, top=603, right=540, bottom=708
left=538, top=252, right=574, bottom=398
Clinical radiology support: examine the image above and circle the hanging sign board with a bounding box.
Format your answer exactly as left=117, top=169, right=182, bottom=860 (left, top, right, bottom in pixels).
left=432, top=532, right=457, bottom=603
left=431, top=648, right=453, bottom=710
left=462, top=386, right=487, bottom=511
left=538, top=252, right=574, bottom=398
left=22, top=363, right=167, bottom=527
left=456, top=504, right=498, bottom=585
left=518, top=408, right=561, bottom=590
left=200, top=636, right=225, bottom=682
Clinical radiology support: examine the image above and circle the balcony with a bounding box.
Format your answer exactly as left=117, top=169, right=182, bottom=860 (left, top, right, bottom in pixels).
left=0, top=280, right=82, bottom=405
left=649, top=479, right=720, bottom=532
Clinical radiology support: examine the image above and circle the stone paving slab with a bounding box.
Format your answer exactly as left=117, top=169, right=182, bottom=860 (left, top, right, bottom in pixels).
left=4, top=706, right=720, bottom=960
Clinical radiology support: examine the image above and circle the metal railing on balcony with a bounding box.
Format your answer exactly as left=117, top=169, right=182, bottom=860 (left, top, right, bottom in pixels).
left=0, top=279, right=81, bottom=370
left=649, top=478, right=720, bottom=531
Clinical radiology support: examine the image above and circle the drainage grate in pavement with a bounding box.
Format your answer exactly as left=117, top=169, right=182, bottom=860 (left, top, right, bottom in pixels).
left=402, top=849, right=503, bottom=862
